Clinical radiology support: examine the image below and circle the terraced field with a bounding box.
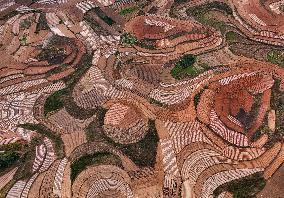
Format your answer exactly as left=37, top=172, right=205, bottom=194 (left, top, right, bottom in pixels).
left=0, top=0, right=284, bottom=197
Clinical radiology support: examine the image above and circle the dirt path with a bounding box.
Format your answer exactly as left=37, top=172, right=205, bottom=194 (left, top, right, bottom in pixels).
left=257, top=163, right=284, bottom=198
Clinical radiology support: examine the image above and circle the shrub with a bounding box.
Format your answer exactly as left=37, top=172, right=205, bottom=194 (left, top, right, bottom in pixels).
left=214, top=172, right=266, bottom=198
left=20, top=16, right=34, bottom=30
left=37, top=47, right=66, bottom=64
left=93, top=7, right=115, bottom=25
left=36, top=13, right=49, bottom=32
left=0, top=152, right=20, bottom=172
left=171, top=54, right=199, bottom=79
left=194, top=88, right=205, bottom=109
left=121, top=33, right=139, bottom=45
left=121, top=33, right=155, bottom=49
left=19, top=34, right=28, bottom=46
left=267, top=50, right=284, bottom=67
left=268, top=79, right=284, bottom=137
left=19, top=123, right=65, bottom=158
left=85, top=107, right=107, bottom=142
left=86, top=118, right=159, bottom=168
left=44, top=89, right=68, bottom=116
left=119, top=120, right=159, bottom=167
left=149, top=98, right=167, bottom=107
left=119, top=7, right=138, bottom=16
left=70, top=152, right=122, bottom=181
left=226, top=31, right=238, bottom=43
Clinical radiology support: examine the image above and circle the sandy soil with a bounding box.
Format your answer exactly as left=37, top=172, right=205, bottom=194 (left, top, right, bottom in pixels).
left=257, top=163, right=284, bottom=198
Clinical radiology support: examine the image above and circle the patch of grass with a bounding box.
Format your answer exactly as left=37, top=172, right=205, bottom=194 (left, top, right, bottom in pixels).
left=19, top=34, right=28, bottom=46
left=120, top=33, right=155, bottom=49
left=0, top=179, right=16, bottom=198
left=138, top=39, right=156, bottom=49
left=0, top=142, right=26, bottom=174
left=226, top=31, right=238, bottom=43
left=268, top=79, right=284, bottom=139
left=267, top=50, right=284, bottom=67
left=171, top=64, right=198, bottom=79
left=194, top=88, right=205, bottom=109
left=187, top=1, right=233, bottom=16
left=214, top=172, right=266, bottom=198
left=118, top=120, right=159, bottom=167
left=119, top=6, right=138, bottom=16
left=37, top=47, right=66, bottom=65
left=84, top=13, right=110, bottom=36
left=93, top=7, right=115, bottom=26
left=186, top=2, right=231, bottom=33
left=44, top=53, right=94, bottom=119
left=0, top=136, right=42, bottom=179
left=13, top=136, right=43, bottom=180
left=121, top=33, right=139, bottom=45
left=86, top=118, right=159, bottom=168
left=149, top=98, right=167, bottom=107
left=62, top=53, right=93, bottom=87
left=70, top=152, right=122, bottom=181
left=171, top=54, right=201, bottom=79
left=0, top=142, right=21, bottom=152
left=36, top=13, right=49, bottom=33
left=44, top=89, right=68, bottom=116
left=85, top=107, right=107, bottom=142
left=20, top=16, right=34, bottom=30
left=19, top=123, right=64, bottom=158
left=0, top=152, right=20, bottom=172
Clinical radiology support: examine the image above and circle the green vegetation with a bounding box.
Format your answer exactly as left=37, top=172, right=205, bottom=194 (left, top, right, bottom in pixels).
left=20, top=16, right=34, bottom=30
left=37, top=47, right=66, bottom=64
left=188, top=1, right=233, bottom=16
left=119, top=6, right=138, bottom=16
left=194, top=88, right=205, bottom=109
left=226, top=31, right=238, bottom=43
left=70, top=152, right=122, bottom=181
left=121, top=33, right=139, bottom=45
left=171, top=54, right=199, bottom=79
left=63, top=53, right=93, bottom=87
left=44, top=89, right=68, bottom=116
left=264, top=79, right=284, bottom=147
left=19, top=123, right=64, bottom=158
left=186, top=2, right=232, bottom=33
left=86, top=118, right=159, bottom=167
left=85, top=107, right=107, bottom=142
left=0, top=137, right=42, bottom=180
left=43, top=52, right=95, bottom=120
left=149, top=98, right=167, bottom=107
left=252, top=123, right=270, bottom=143
left=0, top=11, right=18, bottom=21
left=0, top=142, right=23, bottom=173
left=0, top=142, right=21, bottom=152
left=178, top=54, right=197, bottom=68
left=138, top=38, right=156, bottom=49
left=267, top=50, right=284, bottom=67
left=0, top=179, right=16, bottom=198
left=214, top=172, right=266, bottom=198
left=0, top=151, right=20, bottom=172
left=84, top=13, right=110, bottom=36
left=93, top=7, right=115, bottom=26
left=119, top=120, right=159, bottom=167
left=174, top=0, right=188, bottom=4
left=19, top=34, right=28, bottom=46
left=121, top=33, right=155, bottom=49
left=40, top=51, right=95, bottom=119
